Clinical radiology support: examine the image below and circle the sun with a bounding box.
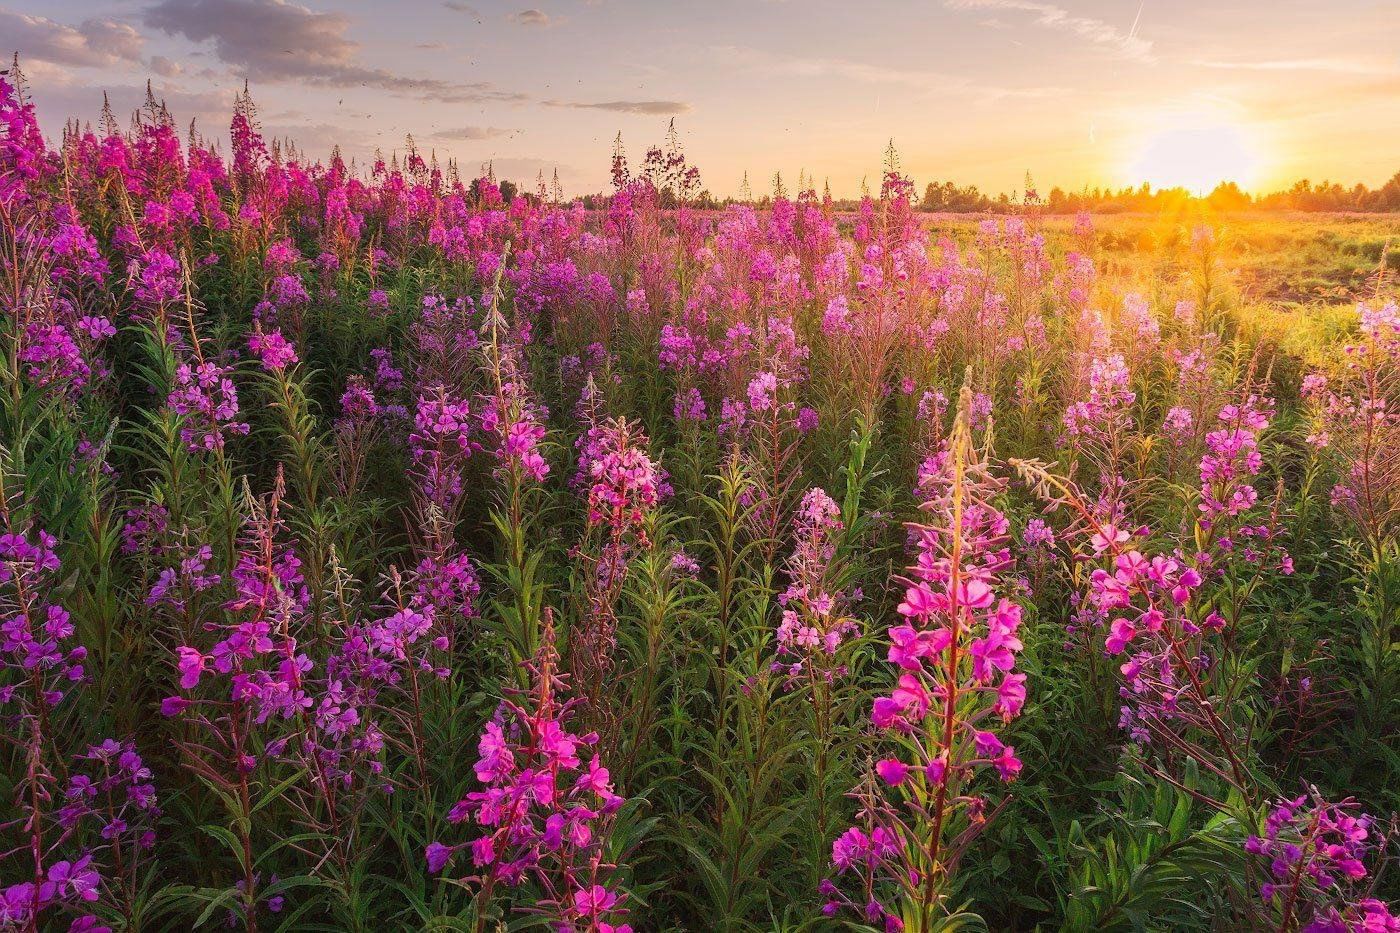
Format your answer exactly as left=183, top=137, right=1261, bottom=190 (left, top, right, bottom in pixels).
left=1127, top=116, right=1264, bottom=194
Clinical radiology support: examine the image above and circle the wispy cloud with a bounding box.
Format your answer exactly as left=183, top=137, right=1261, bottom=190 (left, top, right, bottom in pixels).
left=1191, top=57, right=1393, bottom=76
left=507, top=9, right=551, bottom=27
left=944, top=0, right=1155, bottom=62
left=544, top=99, right=690, bottom=115
left=432, top=125, right=517, bottom=140
left=711, top=45, right=1064, bottom=100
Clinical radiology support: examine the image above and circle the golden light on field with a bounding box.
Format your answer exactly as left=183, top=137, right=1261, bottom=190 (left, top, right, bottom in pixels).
left=1127, top=116, right=1265, bottom=194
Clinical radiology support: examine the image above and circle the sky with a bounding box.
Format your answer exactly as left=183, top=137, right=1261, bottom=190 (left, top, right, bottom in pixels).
left=6, top=0, right=1400, bottom=198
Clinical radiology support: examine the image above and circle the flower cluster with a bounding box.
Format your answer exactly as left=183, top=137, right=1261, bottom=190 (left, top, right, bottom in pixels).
left=478, top=326, right=550, bottom=484
left=1305, top=301, right=1400, bottom=546
left=414, top=551, right=482, bottom=631
left=568, top=413, right=666, bottom=719
left=18, top=321, right=92, bottom=399
left=61, top=739, right=160, bottom=845
left=146, top=543, right=220, bottom=612
left=428, top=623, right=632, bottom=932
left=577, top=416, right=664, bottom=536
left=408, top=388, right=477, bottom=509
left=164, top=483, right=309, bottom=729
left=1195, top=396, right=1295, bottom=579
left=1063, top=354, right=1135, bottom=441
left=120, top=503, right=169, bottom=557
left=167, top=360, right=250, bottom=452
left=248, top=327, right=299, bottom=372
left=1019, top=458, right=1259, bottom=796
left=1, top=524, right=86, bottom=708
left=1083, top=533, right=1212, bottom=743
left=309, top=581, right=451, bottom=793
left=1247, top=789, right=1399, bottom=932
left=773, top=487, right=859, bottom=683
left=1199, top=397, right=1270, bottom=521
left=0, top=857, right=101, bottom=929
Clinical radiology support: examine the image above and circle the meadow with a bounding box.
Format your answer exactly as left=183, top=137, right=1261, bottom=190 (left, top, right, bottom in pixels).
left=2, top=75, right=1399, bottom=932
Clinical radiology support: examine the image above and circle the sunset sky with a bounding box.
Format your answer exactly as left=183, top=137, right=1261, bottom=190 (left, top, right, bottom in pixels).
left=8, top=0, right=1400, bottom=198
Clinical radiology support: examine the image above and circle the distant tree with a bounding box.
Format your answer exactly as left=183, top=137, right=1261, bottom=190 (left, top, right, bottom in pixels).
left=1376, top=172, right=1400, bottom=211
left=919, top=180, right=995, bottom=213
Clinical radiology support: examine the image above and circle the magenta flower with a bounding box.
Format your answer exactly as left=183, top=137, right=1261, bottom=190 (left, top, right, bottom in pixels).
left=47, top=856, right=100, bottom=902
left=175, top=646, right=208, bottom=689
left=167, top=360, right=250, bottom=452
left=248, top=328, right=299, bottom=371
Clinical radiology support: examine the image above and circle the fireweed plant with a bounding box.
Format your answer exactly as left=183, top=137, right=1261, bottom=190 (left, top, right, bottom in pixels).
left=427, top=613, right=635, bottom=933
left=821, top=389, right=1027, bottom=932
left=568, top=397, right=665, bottom=748
left=0, top=64, right=1396, bottom=929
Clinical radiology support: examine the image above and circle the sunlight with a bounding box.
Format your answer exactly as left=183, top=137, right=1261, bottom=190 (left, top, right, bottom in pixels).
left=1127, top=116, right=1264, bottom=194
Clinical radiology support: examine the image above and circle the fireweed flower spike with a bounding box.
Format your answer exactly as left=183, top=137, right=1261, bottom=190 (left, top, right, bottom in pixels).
left=773, top=486, right=860, bottom=847
left=409, top=386, right=477, bottom=512
left=824, top=388, right=1026, bottom=930
left=477, top=277, right=549, bottom=486
left=476, top=248, right=554, bottom=671
left=569, top=410, right=664, bottom=733
left=428, top=613, right=633, bottom=933
left=1060, top=353, right=1136, bottom=516
left=167, top=357, right=250, bottom=453
left=774, top=487, right=859, bottom=685
left=0, top=485, right=132, bottom=930
left=1246, top=788, right=1400, bottom=932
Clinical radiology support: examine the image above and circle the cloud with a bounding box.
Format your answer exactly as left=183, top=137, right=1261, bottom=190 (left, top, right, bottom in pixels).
left=432, top=125, right=516, bottom=140
left=1191, top=57, right=1392, bottom=76
left=149, top=54, right=183, bottom=77
left=944, top=0, right=1154, bottom=62
left=443, top=1, right=482, bottom=15
left=508, top=9, right=551, bottom=27
left=2, top=10, right=145, bottom=68
left=144, top=0, right=354, bottom=74
left=711, top=46, right=1063, bottom=100
left=544, top=99, right=691, bottom=115
left=144, top=0, right=527, bottom=102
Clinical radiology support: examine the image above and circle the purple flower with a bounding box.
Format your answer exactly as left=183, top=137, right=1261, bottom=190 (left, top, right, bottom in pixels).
left=167, top=360, right=250, bottom=452
left=248, top=328, right=299, bottom=371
